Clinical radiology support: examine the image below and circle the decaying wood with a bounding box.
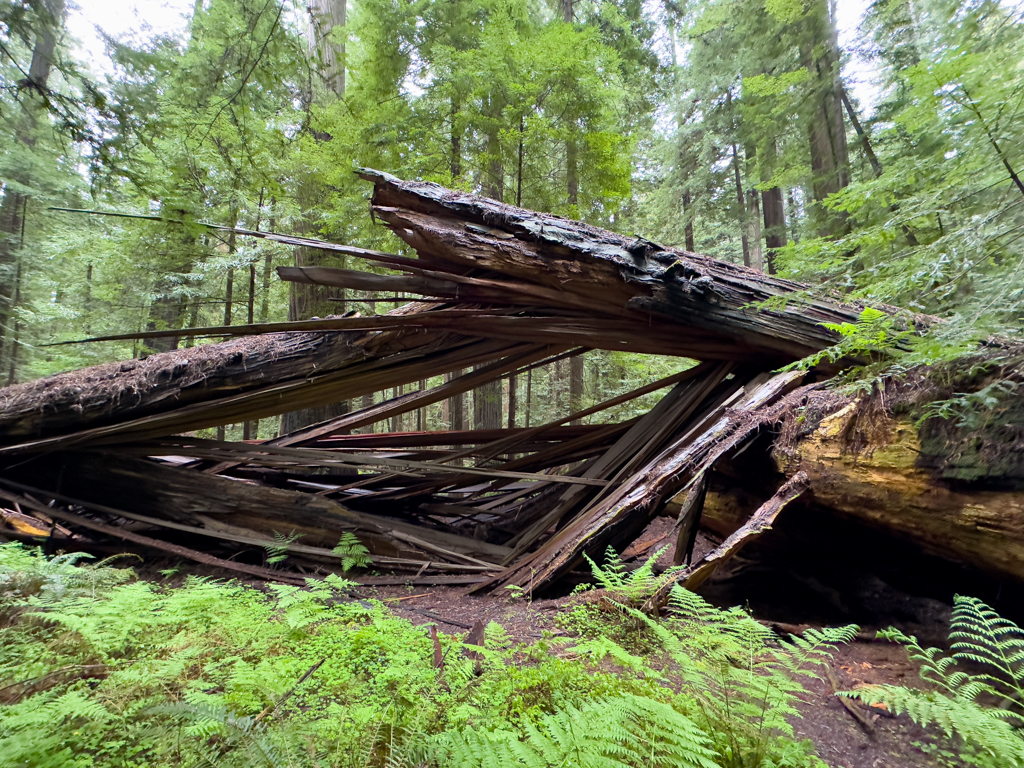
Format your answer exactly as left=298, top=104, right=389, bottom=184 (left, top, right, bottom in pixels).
left=0, top=171, right=973, bottom=592
left=643, top=472, right=810, bottom=612
left=478, top=370, right=805, bottom=592
left=780, top=406, right=1024, bottom=580
left=677, top=471, right=809, bottom=591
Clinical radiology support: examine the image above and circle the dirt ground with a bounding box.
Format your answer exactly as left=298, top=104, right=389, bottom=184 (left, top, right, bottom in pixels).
left=61, top=502, right=1002, bottom=768
left=356, top=581, right=960, bottom=768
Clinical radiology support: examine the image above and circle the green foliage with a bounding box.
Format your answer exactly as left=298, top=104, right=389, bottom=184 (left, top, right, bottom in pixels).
left=437, top=694, right=718, bottom=768
left=783, top=307, right=914, bottom=370
left=845, top=596, right=1024, bottom=767
left=263, top=530, right=301, bottom=566
left=332, top=532, right=372, bottom=572
left=917, top=379, right=1022, bottom=429
left=0, top=543, right=135, bottom=604
left=584, top=545, right=684, bottom=607
left=0, top=541, right=854, bottom=768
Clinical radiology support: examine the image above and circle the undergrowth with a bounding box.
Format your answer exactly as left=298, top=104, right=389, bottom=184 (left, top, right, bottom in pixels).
left=845, top=595, right=1024, bottom=768
left=0, top=542, right=856, bottom=767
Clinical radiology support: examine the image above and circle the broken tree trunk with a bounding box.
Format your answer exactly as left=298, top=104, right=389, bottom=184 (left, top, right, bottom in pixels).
left=0, top=170, right=957, bottom=590
left=475, top=369, right=805, bottom=593
left=779, top=405, right=1024, bottom=580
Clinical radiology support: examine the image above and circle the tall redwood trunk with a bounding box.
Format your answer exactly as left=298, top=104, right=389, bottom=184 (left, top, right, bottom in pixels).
left=803, top=0, right=850, bottom=238
left=282, top=0, right=349, bottom=435
left=562, top=0, right=578, bottom=210
left=0, top=0, right=66, bottom=369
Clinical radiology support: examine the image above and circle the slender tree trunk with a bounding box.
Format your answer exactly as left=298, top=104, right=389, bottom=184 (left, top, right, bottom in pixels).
left=569, top=355, right=584, bottom=424
left=682, top=190, right=696, bottom=251
left=747, top=189, right=764, bottom=272
left=508, top=373, right=517, bottom=429
left=451, top=96, right=462, bottom=180
left=517, top=116, right=525, bottom=207
left=0, top=0, right=66, bottom=368
left=418, top=379, right=427, bottom=431
left=448, top=371, right=464, bottom=431
left=561, top=0, right=578, bottom=211
left=481, top=97, right=504, bottom=201
left=731, top=143, right=751, bottom=267
left=6, top=225, right=24, bottom=385
left=840, top=88, right=919, bottom=246
left=525, top=367, right=533, bottom=429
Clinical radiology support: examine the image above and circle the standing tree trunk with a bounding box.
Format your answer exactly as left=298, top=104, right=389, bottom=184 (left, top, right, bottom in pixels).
left=731, top=143, right=751, bottom=268
left=803, top=0, right=851, bottom=238
left=473, top=378, right=502, bottom=430
left=448, top=371, right=464, bottom=431
left=508, top=372, right=517, bottom=429
left=475, top=107, right=504, bottom=429
left=760, top=140, right=787, bottom=275
left=746, top=188, right=763, bottom=272
left=0, top=0, right=66, bottom=369
left=682, top=189, right=696, bottom=252
left=561, top=0, right=578, bottom=211
left=569, top=355, right=584, bottom=424
left=281, top=0, right=349, bottom=435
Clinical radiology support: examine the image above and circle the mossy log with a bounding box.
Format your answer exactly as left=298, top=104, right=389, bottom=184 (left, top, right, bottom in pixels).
left=778, top=404, right=1024, bottom=580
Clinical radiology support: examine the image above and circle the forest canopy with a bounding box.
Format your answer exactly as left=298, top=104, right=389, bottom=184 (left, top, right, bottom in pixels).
left=1, top=0, right=1023, bottom=434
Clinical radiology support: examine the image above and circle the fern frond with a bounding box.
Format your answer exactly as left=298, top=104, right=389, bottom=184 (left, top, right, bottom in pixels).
left=845, top=686, right=1024, bottom=767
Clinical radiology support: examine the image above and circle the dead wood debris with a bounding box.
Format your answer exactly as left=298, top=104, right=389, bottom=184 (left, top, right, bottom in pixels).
left=0, top=171, right=877, bottom=593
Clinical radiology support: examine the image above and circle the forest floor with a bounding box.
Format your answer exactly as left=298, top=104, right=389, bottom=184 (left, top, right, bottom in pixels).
left=360, top=582, right=959, bottom=768
left=112, top=507, right=985, bottom=768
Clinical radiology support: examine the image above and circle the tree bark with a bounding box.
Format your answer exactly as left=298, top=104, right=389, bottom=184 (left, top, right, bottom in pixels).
left=682, top=190, right=696, bottom=251
left=283, top=0, right=349, bottom=435
left=0, top=0, right=66, bottom=367
left=803, top=0, right=851, bottom=238
left=447, top=371, right=465, bottom=431
left=473, top=378, right=502, bottom=430
left=779, top=408, right=1024, bottom=581
left=569, top=354, right=584, bottom=424
left=760, top=141, right=787, bottom=275
left=731, top=143, right=751, bottom=267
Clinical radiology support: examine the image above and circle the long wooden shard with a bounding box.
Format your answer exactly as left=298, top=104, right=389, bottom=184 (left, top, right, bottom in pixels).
left=644, top=472, right=811, bottom=612
left=475, top=370, right=805, bottom=593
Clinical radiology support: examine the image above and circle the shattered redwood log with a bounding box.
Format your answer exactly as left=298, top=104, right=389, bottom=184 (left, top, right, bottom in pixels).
left=777, top=402, right=1024, bottom=580
left=0, top=327, right=524, bottom=453
left=474, top=369, right=805, bottom=593
left=0, top=170, right=944, bottom=588
left=360, top=169, right=922, bottom=364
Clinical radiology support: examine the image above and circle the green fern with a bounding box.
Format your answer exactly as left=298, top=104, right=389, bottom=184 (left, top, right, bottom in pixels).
left=436, top=694, right=718, bottom=768
left=332, top=532, right=372, bottom=572
left=0, top=542, right=135, bottom=605
left=584, top=546, right=684, bottom=607
left=783, top=307, right=914, bottom=371
left=263, top=530, right=301, bottom=566
left=845, top=595, right=1024, bottom=767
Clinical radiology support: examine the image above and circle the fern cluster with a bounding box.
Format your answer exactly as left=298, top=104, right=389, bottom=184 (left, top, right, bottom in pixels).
left=562, top=549, right=857, bottom=768
left=845, top=595, right=1024, bottom=767
left=0, top=542, right=857, bottom=768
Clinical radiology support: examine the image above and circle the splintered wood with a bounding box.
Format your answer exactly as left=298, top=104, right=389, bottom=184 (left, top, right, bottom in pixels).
left=0, top=171, right=864, bottom=591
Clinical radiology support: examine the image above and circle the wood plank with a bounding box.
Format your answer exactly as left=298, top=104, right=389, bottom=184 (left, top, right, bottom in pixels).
left=644, top=472, right=811, bottom=611
left=475, top=370, right=805, bottom=593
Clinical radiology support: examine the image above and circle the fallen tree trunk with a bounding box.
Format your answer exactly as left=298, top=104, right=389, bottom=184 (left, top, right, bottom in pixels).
left=780, top=405, right=1024, bottom=580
